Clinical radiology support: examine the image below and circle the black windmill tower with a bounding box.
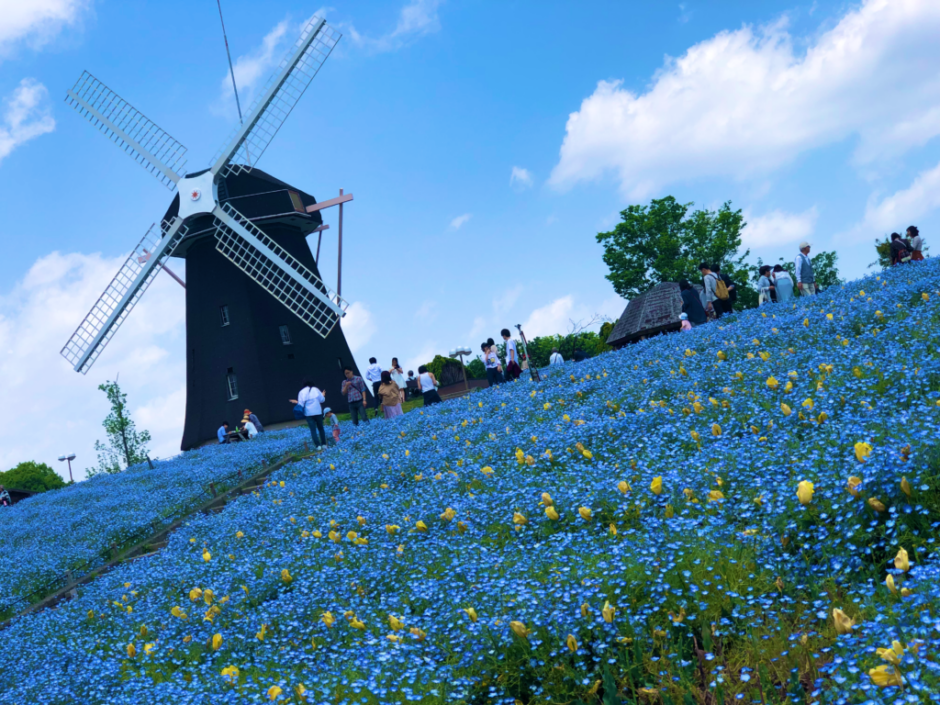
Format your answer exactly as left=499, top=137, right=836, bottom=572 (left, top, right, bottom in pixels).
left=60, top=16, right=361, bottom=449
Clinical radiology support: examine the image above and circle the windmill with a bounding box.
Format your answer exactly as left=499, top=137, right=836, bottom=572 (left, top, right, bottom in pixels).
left=60, top=15, right=362, bottom=449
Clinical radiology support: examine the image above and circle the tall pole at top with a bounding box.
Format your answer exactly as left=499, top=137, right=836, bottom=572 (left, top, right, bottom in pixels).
left=337, top=188, right=344, bottom=300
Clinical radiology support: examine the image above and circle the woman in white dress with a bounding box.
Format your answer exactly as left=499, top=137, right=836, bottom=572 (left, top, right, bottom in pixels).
left=390, top=357, right=407, bottom=404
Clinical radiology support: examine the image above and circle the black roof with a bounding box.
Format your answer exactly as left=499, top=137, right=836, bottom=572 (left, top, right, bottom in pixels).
left=606, top=282, right=684, bottom=347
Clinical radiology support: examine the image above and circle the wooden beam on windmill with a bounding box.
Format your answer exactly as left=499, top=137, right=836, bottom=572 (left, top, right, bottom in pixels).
left=306, top=189, right=352, bottom=300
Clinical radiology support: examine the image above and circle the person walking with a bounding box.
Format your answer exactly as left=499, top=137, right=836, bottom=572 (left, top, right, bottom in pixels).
left=365, top=357, right=383, bottom=418
left=698, top=263, right=726, bottom=319
left=757, top=265, right=775, bottom=305
left=679, top=312, right=692, bottom=332
left=795, top=242, right=816, bottom=295
left=323, top=407, right=341, bottom=444
left=341, top=367, right=370, bottom=426
left=244, top=408, right=264, bottom=433
left=549, top=347, right=564, bottom=366
left=907, top=226, right=924, bottom=261
left=679, top=280, right=707, bottom=326
left=772, top=265, right=794, bottom=303
left=390, top=358, right=407, bottom=404
left=890, top=232, right=913, bottom=266
left=501, top=329, right=522, bottom=381
left=712, top=264, right=737, bottom=315
left=482, top=340, right=503, bottom=386
left=291, top=381, right=326, bottom=449
left=378, top=371, right=403, bottom=419
left=417, top=365, right=443, bottom=406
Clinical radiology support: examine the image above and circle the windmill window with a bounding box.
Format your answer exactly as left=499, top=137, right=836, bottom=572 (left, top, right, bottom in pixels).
left=220, top=305, right=231, bottom=327
left=279, top=325, right=292, bottom=345
left=226, top=368, right=238, bottom=401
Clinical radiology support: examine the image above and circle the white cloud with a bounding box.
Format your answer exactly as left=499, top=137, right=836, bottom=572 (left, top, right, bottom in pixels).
left=520, top=294, right=624, bottom=340
left=510, top=166, right=533, bottom=190
left=0, top=0, right=89, bottom=57
left=213, top=18, right=291, bottom=117
left=0, top=79, right=55, bottom=165
left=550, top=0, right=940, bottom=198
left=340, top=301, right=375, bottom=352
left=0, top=250, right=186, bottom=480
left=449, top=213, right=472, bottom=230
left=403, top=340, right=439, bottom=378
left=841, top=159, right=940, bottom=242
left=742, top=206, right=818, bottom=248
left=346, top=0, right=442, bottom=53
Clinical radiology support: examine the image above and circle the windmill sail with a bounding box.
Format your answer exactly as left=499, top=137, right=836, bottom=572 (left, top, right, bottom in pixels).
left=210, top=17, right=341, bottom=178
left=212, top=202, right=347, bottom=338
left=66, top=71, right=188, bottom=189
left=61, top=218, right=188, bottom=373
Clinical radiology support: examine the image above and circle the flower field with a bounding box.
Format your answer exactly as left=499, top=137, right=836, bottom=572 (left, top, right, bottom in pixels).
left=1, top=261, right=939, bottom=704
left=0, top=430, right=305, bottom=618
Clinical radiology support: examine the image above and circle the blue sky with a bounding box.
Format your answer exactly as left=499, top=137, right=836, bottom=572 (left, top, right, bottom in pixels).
left=2, top=0, right=939, bottom=478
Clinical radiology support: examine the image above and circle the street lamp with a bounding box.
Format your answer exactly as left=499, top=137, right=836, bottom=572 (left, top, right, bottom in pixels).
left=449, top=346, right=473, bottom=394
left=57, top=453, right=76, bottom=483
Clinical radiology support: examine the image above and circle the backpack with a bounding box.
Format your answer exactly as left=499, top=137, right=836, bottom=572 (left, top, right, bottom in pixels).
left=709, top=273, right=730, bottom=301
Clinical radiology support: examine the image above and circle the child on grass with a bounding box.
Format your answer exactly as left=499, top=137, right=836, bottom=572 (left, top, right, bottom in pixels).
left=324, top=407, right=341, bottom=444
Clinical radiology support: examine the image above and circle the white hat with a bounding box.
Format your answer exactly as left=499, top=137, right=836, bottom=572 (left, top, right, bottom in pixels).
left=799, top=241, right=811, bottom=249
left=679, top=312, right=688, bottom=320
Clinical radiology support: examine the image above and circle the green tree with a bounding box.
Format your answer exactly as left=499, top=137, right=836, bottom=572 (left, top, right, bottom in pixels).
left=0, top=461, right=67, bottom=492
left=596, top=196, right=751, bottom=304
left=754, top=251, right=843, bottom=292
left=870, top=236, right=893, bottom=270
left=466, top=358, right=485, bottom=380
left=88, top=381, right=152, bottom=477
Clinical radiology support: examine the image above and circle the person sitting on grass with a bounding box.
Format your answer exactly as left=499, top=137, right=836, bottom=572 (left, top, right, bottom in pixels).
left=217, top=421, right=230, bottom=444
left=323, top=407, right=341, bottom=444
left=240, top=416, right=258, bottom=440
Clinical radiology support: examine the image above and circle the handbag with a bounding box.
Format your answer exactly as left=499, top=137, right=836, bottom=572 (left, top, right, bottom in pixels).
left=293, top=403, right=306, bottom=420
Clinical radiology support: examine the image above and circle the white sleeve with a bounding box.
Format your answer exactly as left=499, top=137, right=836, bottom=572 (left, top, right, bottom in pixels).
left=794, top=255, right=802, bottom=283
left=317, top=389, right=326, bottom=403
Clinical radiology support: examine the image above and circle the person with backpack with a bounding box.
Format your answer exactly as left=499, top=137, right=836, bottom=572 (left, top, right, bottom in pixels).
left=712, top=264, right=736, bottom=314
left=890, top=232, right=914, bottom=266
left=699, top=263, right=728, bottom=319
left=794, top=242, right=816, bottom=295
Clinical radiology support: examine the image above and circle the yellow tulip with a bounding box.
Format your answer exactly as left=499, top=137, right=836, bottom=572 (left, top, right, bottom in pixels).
left=281, top=569, right=292, bottom=584
left=900, top=477, right=911, bottom=498
left=618, top=481, right=630, bottom=494
left=717, top=350, right=727, bottom=361
left=781, top=403, right=792, bottom=416
left=171, top=606, right=187, bottom=620
left=545, top=506, right=560, bottom=521
left=711, top=423, right=721, bottom=437
left=415, top=521, right=428, bottom=532
left=389, top=615, right=404, bottom=631
left=126, top=643, right=136, bottom=658
left=876, top=641, right=904, bottom=666
left=321, top=611, right=335, bottom=628
left=608, top=523, right=617, bottom=536
left=581, top=603, right=591, bottom=618
left=854, top=442, right=873, bottom=463
left=509, top=621, right=530, bottom=640
left=802, top=398, right=813, bottom=410
left=846, top=476, right=862, bottom=497
left=295, top=683, right=307, bottom=702
left=267, top=685, right=283, bottom=701
left=690, top=430, right=700, bottom=442
left=885, top=574, right=897, bottom=594
left=602, top=601, right=615, bottom=623
left=796, top=480, right=814, bottom=505
left=385, top=524, right=400, bottom=534
left=541, top=492, right=553, bottom=506
left=566, top=634, right=579, bottom=652
left=480, top=466, right=494, bottom=476
left=440, top=507, right=456, bottom=522
left=212, top=633, right=222, bottom=651
left=692, top=401, right=703, bottom=414
left=256, top=624, right=268, bottom=641
left=202, top=549, right=211, bottom=562
left=665, top=504, right=674, bottom=518
left=349, top=618, right=366, bottom=630
left=463, top=607, right=478, bottom=623
left=868, top=497, right=886, bottom=512
left=578, top=507, right=592, bottom=521
left=832, top=608, right=855, bottom=634
left=708, top=490, right=724, bottom=502
left=328, top=530, right=340, bottom=543
left=894, top=547, right=910, bottom=572
left=189, top=587, right=203, bottom=602
left=803, top=318, right=809, bottom=327
left=650, top=476, right=663, bottom=495
left=766, top=376, right=779, bottom=390
left=868, top=665, right=903, bottom=687
left=221, top=665, right=239, bottom=681
left=513, top=512, right=528, bottom=526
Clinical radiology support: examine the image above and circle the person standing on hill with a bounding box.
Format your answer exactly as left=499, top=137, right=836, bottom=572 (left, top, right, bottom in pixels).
left=549, top=348, right=564, bottom=366
left=482, top=340, right=504, bottom=386
left=795, top=242, right=816, bottom=295
left=417, top=365, right=443, bottom=406
left=889, top=232, right=914, bottom=266
left=699, top=264, right=726, bottom=319
left=907, top=226, right=924, bottom=261
left=712, top=264, right=736, bottom=314
left=757, top=265, right=775, bottom=305
left=389, top=358, right=407, bottom=404
left=501, top=329, right=521, bottom=380
left=772, top=265, right=794, bottom=303
left=378, top=371, right=403, bottom=419
left=291, top=381, right=326, bottom=449
left=365, top=357, right=383, bottom=418
left=679, top=280, right=707, bottom=326
left=341, top=367, right=370, bottom=426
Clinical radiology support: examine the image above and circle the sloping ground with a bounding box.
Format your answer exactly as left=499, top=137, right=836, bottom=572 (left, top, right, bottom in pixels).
left=0, top=428, right=307, bottom=617
left=1, top=261, right=939, bottom=704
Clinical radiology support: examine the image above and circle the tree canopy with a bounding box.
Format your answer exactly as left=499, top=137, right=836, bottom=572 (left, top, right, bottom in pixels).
left=87, top=381, right=152, bottom=477
left=596, top=196, right=751, bottom=301
left=0, top=461, right=67, bottom=493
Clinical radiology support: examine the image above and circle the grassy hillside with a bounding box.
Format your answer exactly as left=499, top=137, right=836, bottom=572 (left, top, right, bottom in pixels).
left=1, top=260, right=938, bottom=704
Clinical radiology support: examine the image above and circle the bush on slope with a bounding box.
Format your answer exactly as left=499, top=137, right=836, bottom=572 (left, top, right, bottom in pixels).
left=0, top=262, right=939, bottom=704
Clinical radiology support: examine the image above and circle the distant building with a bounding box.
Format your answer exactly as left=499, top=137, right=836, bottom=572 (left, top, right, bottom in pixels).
left=3, top=487, right=36, bottom=506
left=606, top=281, right=703, bottom=348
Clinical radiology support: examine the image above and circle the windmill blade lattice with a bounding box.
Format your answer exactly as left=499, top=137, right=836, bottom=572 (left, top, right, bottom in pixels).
left=212, top=202, right=347, bottom=338
left=61, top=218, right=188, bottom=373
left=66, top=71, right=188, bottom=189
left=211, top=17, right=341, bottom=178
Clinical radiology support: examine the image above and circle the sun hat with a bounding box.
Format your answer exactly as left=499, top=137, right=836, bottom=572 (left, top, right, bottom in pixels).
left=679, top=313, right=688, bottom=320
left=323, top=407, right=332, bottom=414
left=799, top=240, right=810, bottom=249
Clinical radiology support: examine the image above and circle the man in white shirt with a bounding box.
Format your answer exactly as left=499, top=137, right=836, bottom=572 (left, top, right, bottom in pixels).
left=501, top=328, right=520, bottom=380
left=365, top=357, right=383, bottom=418
left=549, top=348, right=564, bottom=366
left=794, top=241, right=816, bottom=296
